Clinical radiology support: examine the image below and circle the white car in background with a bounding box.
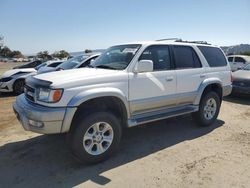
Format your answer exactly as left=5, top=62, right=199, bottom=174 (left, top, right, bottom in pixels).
left=227, top=55, right=250, bottom=71
left=0, top=60, right=63, bottom=94
left=37, top=53, right=100, bottom=74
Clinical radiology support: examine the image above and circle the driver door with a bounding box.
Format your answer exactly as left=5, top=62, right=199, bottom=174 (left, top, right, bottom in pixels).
left=129, top=45, right=176, bottom=115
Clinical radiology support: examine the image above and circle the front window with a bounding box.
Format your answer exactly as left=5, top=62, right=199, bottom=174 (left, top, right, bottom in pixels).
left=90, top=44, right=141, bottom=70
left=139, top=45, right=172, bottom=71
left=228, top=57, right=233, bottom=62
left=57, top=55, right=89, bottom=70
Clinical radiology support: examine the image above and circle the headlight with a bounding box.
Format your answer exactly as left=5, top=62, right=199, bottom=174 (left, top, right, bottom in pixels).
left=37, top=88, right=63, bottom=103
left=0, top=77, right=13, bottom=82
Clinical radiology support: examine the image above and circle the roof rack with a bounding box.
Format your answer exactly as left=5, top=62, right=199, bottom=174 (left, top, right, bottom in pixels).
left=156, top=38, right=181, bottom=42
left=156, top=38, right=211, bottom=45
left=175, top=39, right=211, bottom=45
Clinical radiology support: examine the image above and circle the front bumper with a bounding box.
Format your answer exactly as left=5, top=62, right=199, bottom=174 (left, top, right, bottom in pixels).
left=13, top=94, right=77, bottom=134
left=0, top=81, right=13, bottom=92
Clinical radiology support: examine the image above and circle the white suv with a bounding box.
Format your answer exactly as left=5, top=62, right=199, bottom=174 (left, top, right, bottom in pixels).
left=13, top=40, right=232, bottom=163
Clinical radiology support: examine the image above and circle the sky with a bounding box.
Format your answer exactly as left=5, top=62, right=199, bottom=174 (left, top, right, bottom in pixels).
left=0, top=0, right=250, bottom=55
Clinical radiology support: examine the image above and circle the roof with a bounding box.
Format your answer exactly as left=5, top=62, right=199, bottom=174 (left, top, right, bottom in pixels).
left=119, top=39, right=216, bottom=48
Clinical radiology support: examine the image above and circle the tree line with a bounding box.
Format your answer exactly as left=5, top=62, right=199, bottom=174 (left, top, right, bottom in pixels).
left=240, top=51, right=250, bottom=56
left=36, top=49, right=92, bottom=60
left=0, top=46, right=93, bottom=60
left=0, top=46, right=23, bottom=58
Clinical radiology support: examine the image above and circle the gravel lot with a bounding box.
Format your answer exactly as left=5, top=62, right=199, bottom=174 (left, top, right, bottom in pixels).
left=0, top=62, right=250, bottom=188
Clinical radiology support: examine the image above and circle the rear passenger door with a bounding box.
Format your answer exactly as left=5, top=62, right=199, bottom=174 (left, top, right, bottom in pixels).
left=172, top=45, right=205, bottom=105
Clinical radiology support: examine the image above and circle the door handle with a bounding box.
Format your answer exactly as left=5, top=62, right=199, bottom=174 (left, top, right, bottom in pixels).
left=200, top=74, right=206, bottom=78
left=166, top=77, right=174, bottom=82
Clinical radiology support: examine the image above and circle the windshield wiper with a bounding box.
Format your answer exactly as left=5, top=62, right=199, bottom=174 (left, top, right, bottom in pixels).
left=95, top=65, right=116, bottom=70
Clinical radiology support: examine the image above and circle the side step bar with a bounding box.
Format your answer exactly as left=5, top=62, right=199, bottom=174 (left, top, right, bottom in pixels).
left=127, top=105, right=199, bottom=127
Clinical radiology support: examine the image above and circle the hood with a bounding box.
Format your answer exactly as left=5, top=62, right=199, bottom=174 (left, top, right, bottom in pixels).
left=233, top=70, right=250, bottom=80
left=1, top=68, right=36, bottom=78
left=33, top=68, right=124, bottom=88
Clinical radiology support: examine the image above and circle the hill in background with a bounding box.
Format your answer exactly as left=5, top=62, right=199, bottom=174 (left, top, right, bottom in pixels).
left=221, top=44, right=250, bottom=55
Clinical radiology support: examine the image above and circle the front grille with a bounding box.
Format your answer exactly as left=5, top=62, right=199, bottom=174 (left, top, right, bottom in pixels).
left=25, top=85, right=35, bottom=102
left=233, top=80, right=250, bottom=87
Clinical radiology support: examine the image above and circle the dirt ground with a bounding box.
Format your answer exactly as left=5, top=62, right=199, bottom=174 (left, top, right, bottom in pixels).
left=0, top=62, right=250, bottom=188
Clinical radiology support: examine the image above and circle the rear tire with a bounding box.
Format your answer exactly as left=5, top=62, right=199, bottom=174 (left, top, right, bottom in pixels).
left=13, top=79, right=25, bottom=95
left=68, top=111, right=122, bottom=164
left=192, top=91, right=221, bottom=126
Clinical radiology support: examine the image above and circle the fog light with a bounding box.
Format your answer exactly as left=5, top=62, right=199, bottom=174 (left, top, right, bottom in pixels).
left=28, top=119, right=44, bottom=128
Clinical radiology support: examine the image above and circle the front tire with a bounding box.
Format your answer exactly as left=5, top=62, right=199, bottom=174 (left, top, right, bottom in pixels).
left=13, top=79, right=25, bottom=95
left=68, top=111, right=122, bottom=164
left=192, top=91, right=221, bottom=126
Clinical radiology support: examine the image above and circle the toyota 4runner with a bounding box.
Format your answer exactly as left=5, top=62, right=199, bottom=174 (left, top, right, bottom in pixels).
left=13, top=40, right=232, bottom=163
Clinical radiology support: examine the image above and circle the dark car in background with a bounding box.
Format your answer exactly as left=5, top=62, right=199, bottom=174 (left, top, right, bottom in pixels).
left=232, top=64, right=250, bottom=95
left=13, top=60, right=43, bottom=69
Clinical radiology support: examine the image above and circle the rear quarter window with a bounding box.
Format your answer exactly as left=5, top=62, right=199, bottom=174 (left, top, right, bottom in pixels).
left=48, top=62, right=62, bottom=67
left=198, top=46, right=227, bottom=67
left=234, top=57, right=246, bottom=63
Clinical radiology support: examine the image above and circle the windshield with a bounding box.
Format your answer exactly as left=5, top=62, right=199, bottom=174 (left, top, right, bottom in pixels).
left=90, top=44, right=141, bottom=70
left=57, top=55, right=89, bottom=70
left=243, top=64, right=250, bottom=70
left=35, top=62, right=46, bottom=70
left=19, top=61, right=34, bottom=68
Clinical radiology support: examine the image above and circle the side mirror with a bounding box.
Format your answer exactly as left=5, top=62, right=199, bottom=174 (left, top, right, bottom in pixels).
left=134, top=60, right=153, bottom=73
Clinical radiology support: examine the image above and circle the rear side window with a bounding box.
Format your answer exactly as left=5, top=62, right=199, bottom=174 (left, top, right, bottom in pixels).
left=234, top=57, right=246, bottom=63
left=198, top=46, right=227, bottom=67
left=228, top=57, right=233, bottom=62
left=173, top=46, right=202, bottom=69
left=48, top=62, right=62, bottom=67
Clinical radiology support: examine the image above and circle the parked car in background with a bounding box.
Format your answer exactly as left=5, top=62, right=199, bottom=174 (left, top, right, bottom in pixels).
left=36, top=60, right=63, bottom=73
left=232, top=63, right=250, bottom=95
left=0, top=60, right=63, bottom=94
left=13, top=60, right=43, bottom=69
left=227, top=55, right=250, bottom=71
left=37, top=54, right=100, bottom=74
left=0, top=58, right=12, bottom=63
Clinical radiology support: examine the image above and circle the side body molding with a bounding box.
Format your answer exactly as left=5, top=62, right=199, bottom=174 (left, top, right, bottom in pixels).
left=67, top=87, right=130, bottom=118
left=194, top=78, right=222, bottom=105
